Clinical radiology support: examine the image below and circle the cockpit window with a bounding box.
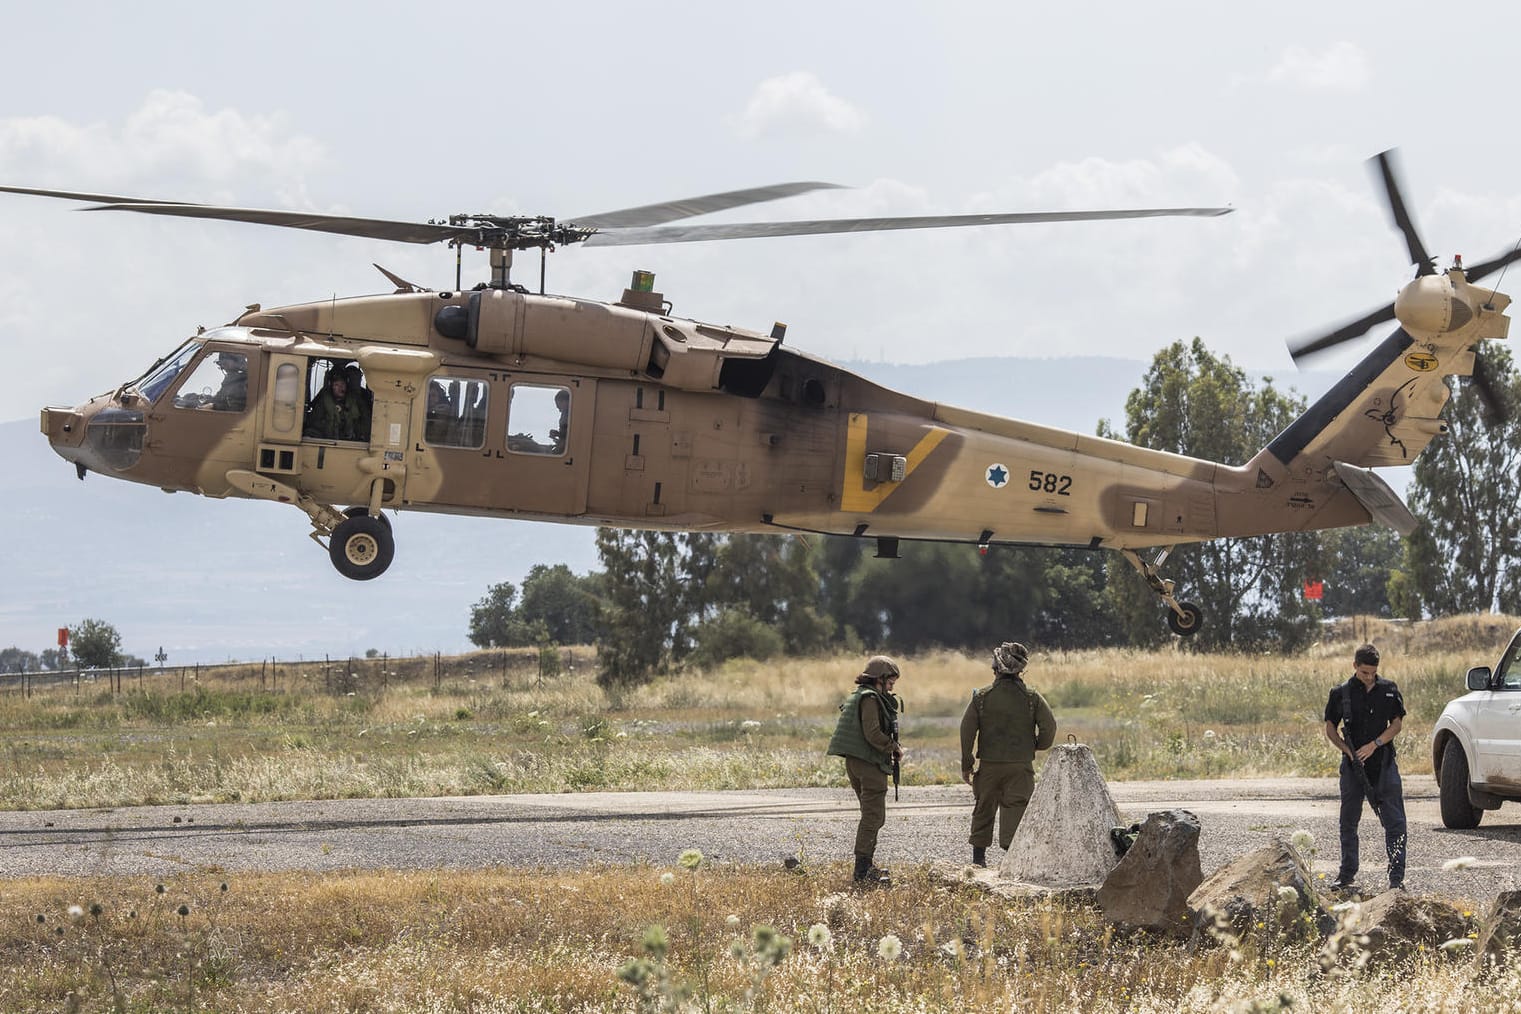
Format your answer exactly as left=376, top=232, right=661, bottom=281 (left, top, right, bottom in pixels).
left=172, top=350, right=250, bottom=412
left=135, top=342, right=200, bottom=404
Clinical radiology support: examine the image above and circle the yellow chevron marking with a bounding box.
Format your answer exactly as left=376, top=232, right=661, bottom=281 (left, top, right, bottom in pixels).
left=841, top=413, right=952, bottom=513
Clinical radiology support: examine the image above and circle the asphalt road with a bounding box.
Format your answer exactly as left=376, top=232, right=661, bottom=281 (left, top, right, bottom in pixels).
left=1, top=777, right=1518, bottom=899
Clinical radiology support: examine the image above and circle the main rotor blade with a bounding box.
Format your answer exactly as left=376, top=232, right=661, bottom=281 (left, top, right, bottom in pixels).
left=0, top=184, right=202, bottom=206
left=1471, top=351, right=1511, bottom=425
left=1462, top=242, right=1521, bottom=285
left=1372, top=150, right=1435, bottom=276
left=571, top=182, right=847, bottom=228
left=1288, top=301, right=1399, bottom=363
left=86, top=202, right=469, bottom=245
left=581, top=206, right=1234, bottom=247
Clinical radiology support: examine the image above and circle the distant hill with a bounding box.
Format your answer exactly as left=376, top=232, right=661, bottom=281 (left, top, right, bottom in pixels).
left=0, top=356, right=1338, bottom=664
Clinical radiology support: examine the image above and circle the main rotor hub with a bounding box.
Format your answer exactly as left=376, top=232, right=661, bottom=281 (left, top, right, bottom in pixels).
left=440, top=214, right=594, bottom=252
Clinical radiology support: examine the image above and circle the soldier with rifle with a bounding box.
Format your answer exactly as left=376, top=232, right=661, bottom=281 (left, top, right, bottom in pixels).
left=826, top=655, right=903, bottom=887
left=1323, top=643, right=1407, bottom=892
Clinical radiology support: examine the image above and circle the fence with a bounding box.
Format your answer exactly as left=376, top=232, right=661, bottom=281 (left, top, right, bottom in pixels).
left=0, top=645, right=583, bottom=699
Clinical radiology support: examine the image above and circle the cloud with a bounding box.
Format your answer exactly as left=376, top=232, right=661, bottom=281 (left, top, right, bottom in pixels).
left=1267, top=42, right=1371, bottom=91
left=730, top=71, right=867, bottom=139
left=0, top=89, right=325, bottom=200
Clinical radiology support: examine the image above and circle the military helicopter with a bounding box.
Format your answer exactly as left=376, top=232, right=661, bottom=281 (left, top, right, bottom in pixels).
left=6, top=153, right=1508, bottom=636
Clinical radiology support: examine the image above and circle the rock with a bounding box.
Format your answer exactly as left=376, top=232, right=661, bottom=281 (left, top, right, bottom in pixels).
left=1322, top=891, right=1469, bottom=968
left=928, top=860, right=1097, bottom=904
left=1187, top=839, right=1332, bottom=943
left=1475, top=890, right=1521, bottom=972
left=1097, top=809, right=1203, bottom=937
left=1001, top=744, right=1122, bottom=888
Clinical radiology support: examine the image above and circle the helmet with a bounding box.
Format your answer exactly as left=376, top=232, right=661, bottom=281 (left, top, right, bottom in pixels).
left=216, top=352, right=245, bottom=372
left=992, top=641, right=1029, bottom=675
left=861, top=655, right=900, bottom=680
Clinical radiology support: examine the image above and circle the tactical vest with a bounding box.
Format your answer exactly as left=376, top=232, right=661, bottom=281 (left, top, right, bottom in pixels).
left=971, top=676, right=1039, bottom=764
left=827, top=686, right=897, bottom=773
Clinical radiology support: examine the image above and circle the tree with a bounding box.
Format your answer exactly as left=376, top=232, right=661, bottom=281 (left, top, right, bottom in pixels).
left=1317, top=525, right=1404, bottom=618
left=70, top=618, right=123, bottom=669
left=1405, top=344, right=1521, bottom=615
left=593, top=528, right=687, bottom=688
left=517, top=564, right=601, bottom=645
left=1102, top=338, right=1320, bottom=648
left=703, top=535, right=834, bottom=654
left=0, top=647, right=40, bottom=673
left=468, top=581, right=522, bottom=648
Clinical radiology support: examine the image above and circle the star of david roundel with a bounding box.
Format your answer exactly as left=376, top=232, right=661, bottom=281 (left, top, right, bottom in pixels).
left=985, top=463, right=1010, bottom=489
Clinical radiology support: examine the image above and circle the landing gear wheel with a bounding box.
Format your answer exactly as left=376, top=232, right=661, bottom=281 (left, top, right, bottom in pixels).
left=344, top=505, right=391, bottom=530
left=329, top=515, right=395, bottom=581
left=1439, top=742, right=1482, bottom=829
left=1167, top=602, right=1204, bottom=637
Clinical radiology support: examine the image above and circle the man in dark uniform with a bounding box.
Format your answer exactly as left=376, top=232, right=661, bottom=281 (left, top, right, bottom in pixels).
left=826, top=655, right=903, bottom=887
left=1323, top=643, right=1407, bottom=891
left=959, top=641, right=1057, bottom=867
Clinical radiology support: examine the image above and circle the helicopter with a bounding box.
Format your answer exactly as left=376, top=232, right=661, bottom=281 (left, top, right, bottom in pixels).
left=7, top=153, right=1509, bottom=636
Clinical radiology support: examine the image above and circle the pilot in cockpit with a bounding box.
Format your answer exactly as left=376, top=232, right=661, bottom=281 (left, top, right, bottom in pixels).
left=210, top=352, right=248, bottom=412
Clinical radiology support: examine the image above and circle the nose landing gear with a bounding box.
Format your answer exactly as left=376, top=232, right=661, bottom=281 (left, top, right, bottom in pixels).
left=1121, top=547, right=1204, bottom=637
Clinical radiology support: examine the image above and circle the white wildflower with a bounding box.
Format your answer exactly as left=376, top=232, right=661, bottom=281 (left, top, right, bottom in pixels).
left=877, top=933, right=903, bottom=960
left=741, top=719, right=762, bottom=730
left=1290, top=829, right=1315, bottom=853
left=1439, top=938, right=1475, bottom=952
left=66, top=905, right=84, bottom=922
left=1203, top=729, right=1217, bottom=740
left=808, top=923, right=833, bottom=950
left=659, top=872, right=675, bottom=886
left=678, top=848, right=704, bottom=870
left=1442, top=856, right=1478, bottom=872
left=726, top=914, right=741, bottom=927
left=1277, top=886, right=1299, bottom=904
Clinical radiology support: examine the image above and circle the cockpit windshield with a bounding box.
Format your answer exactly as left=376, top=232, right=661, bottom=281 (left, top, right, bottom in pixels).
left=133, top=341, right=200, bottom=404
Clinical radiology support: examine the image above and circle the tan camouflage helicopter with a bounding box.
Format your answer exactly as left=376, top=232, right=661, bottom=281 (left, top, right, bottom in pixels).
left=7, top=150, right=1512, bottom=635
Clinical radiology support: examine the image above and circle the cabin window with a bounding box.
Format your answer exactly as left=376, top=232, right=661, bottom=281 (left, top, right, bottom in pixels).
left=424, top=377, right=488, bottom=449
left=507, top=384, right=570, bottom=456
left=1131, top=501, right=1149, bottom=527
left=270, top=363, right=302, bottom=435
left=301, top=358, right=373, bottom=443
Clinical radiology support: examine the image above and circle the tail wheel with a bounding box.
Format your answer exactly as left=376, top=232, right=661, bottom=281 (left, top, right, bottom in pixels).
left=1167, top=602, right=1204, bottom=637
left=1438, top=741, right=1483, bottom=829
left=330, top=515, right=395, bottom=581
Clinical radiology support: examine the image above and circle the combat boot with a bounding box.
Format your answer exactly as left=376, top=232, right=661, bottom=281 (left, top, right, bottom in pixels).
left=852, top=853, right=891, bottom=888
left=972, top=846, right=987, bottom=868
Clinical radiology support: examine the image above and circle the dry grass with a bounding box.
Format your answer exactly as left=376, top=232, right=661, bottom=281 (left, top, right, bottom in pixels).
left=0, top=860, right=1507, bottom=1012
left=0, top=617, right=1515, bottom=809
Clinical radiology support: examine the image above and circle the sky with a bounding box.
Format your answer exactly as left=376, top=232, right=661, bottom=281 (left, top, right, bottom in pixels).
left=1, top=1, right=1517, bottom=659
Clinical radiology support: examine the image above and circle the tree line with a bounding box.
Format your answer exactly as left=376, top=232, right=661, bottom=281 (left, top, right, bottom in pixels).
left=467, top=339, right=1521, bottom=687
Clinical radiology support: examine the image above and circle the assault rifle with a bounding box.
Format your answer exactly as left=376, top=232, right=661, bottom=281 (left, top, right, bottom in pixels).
left=1346, top=747, right=1382, bottom=819
left=891, top=693, right=903, bottom=802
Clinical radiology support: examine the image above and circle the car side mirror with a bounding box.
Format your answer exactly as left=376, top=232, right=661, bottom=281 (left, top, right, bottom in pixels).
left=1468, top=666, right=1493, bottom=692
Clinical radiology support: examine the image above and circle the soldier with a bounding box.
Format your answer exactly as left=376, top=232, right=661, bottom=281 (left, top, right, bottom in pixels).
left=210, top=352, right=248, bottom=411
left=826, top=655, right=903, bottom=886
left=1323, top=643, right=1407, bottom=891
left=960, top=641, right=1057, bottom=867
left=304, top=367, right=370, bottom=441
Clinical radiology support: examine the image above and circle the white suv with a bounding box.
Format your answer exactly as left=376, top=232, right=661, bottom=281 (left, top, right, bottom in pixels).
left=1432, top=627, right=1521, bottom=829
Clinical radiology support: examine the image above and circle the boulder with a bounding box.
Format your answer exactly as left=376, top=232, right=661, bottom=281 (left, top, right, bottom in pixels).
left=1097, top=809, right=1203, bottom=936
left=1475, top=890, right=1521, bottom=971
left=1001, top=744, right=1122, bottom=888
left=1187, top=839, right=1332, bottom=943
left=1322, top=891, right=1469, bottom=968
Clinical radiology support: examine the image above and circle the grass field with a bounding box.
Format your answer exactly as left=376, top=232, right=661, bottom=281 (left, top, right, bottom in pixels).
left=0, top=614, right=1514, bottom=810
left=2, top=614, right=1517, bottom=1010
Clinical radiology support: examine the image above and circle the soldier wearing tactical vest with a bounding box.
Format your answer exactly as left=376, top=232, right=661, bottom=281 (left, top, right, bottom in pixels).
left=826, top=655, right=903, bottom=886
left=960, top=641, right=1057, bottom=868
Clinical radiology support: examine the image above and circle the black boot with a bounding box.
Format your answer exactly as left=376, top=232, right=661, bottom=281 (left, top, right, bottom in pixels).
left=972, top=846, right=987, bottom=868
left=853, top=853, right=890, bottom=887
left=853, top=854, right=872, bottom=882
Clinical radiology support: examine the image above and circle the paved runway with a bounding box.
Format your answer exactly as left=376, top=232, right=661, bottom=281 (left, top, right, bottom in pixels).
left=1, top=776, right=1517, bottom=898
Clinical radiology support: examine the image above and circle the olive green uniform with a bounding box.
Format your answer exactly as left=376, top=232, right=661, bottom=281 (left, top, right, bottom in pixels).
left=960, top=675, right=1056, bottom=849
left=827, top=686, right=898, bottom=856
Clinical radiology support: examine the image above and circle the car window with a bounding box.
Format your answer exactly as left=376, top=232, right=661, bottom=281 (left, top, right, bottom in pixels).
left=1497, top=633, right=1521, bottom=690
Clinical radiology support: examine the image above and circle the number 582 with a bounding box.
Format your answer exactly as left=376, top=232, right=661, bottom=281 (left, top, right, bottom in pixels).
left=1028, top=470, right=1072, bottom=495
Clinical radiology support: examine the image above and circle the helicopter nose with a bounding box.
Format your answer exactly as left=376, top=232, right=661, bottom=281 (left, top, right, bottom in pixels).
left=41, top=402, right=146, bottom=476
